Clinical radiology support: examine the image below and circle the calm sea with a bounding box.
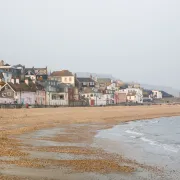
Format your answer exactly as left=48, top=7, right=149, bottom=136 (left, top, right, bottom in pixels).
left=94, top=116, right=180, bottom=179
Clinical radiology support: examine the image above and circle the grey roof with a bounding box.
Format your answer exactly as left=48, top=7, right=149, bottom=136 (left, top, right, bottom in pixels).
left=97, top=78, right=112, bottom=84
left=7, top=82, right=36, bottom=92
left=77, top=77, right=94, bottom=83
left=82, top=88, right=95, bottom=94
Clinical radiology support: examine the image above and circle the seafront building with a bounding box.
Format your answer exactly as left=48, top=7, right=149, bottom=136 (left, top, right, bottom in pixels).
left=0, top=60, right=168, bottom=106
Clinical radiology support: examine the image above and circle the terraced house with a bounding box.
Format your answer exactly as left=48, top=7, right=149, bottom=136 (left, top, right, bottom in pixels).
left=0, top=78, right=45, bottom=105
left=76, top=76, right=95, bottom=90
left=25, top=67, right=48, bottom=82
left=50, top=70, right=75, bottom=86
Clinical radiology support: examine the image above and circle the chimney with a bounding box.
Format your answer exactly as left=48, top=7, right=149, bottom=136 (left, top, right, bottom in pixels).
left=25, top=79, right=29, bottom=85
left=11, top=78, right=15, bottom=84
left=0, top=60, right=4, bottom=66
left=74, top=73, right=77, bottom=78
left=16, top=78, right=20, bottom=84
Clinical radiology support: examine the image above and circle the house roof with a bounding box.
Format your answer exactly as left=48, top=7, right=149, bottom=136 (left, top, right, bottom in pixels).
left=4, top=64, right=10, bottom=66
left=82, top=88, right=95, bottom=94
left=7, top=81, right=43, bottom=92
left=51, top=70, right=73, bottom=77
left=13, top=64, right=25, bottom=68
left=97, top=78, right=112, bottom=84
left=25, top=68, right=35, bottom=74
left=77, top=78, right=94, bottom=83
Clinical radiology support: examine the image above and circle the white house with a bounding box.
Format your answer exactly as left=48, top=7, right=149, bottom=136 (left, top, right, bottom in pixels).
left=106, top=83, right=116, bottom=91
left=41, top=80, right=69, bottom=106
left=81, top=88, right=114, bottom=106
left=152, top=90, right=162, bottom=99
left=120, top=88, right=143, bottom=103
left=46, top=92, right=68, bottom=106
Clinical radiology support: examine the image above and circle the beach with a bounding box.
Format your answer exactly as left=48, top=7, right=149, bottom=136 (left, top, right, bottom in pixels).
left=1, top=105, right=180, bottom=180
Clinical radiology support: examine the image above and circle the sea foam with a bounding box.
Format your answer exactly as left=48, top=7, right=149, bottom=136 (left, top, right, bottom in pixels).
left=125, top=130, right=143, bottom=136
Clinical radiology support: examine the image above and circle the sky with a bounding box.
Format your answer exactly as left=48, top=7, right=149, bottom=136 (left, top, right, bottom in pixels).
left=0, top=0, right=179, bottom=88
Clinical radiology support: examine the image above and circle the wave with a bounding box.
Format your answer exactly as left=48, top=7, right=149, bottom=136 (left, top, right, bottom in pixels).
left=125, top=130, right=143, bottom=136
left=140, top=137, right=179, bottom=153
left=150, top=120, right=159, bottom=124
left=163, top=144, right=179, bottom=153
left=140, top=137, right=157, bottom=146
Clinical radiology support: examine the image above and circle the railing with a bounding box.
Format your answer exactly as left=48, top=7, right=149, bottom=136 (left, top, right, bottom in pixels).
left=0, top=104, right=23, bottom=109
left=1, top=99, right=179, bottom=109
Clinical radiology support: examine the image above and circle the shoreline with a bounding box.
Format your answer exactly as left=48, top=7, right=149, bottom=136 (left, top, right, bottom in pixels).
left=1, top=105, right=180, bottom=179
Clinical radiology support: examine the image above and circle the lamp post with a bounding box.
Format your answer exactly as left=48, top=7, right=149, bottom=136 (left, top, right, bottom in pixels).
left=48, top=83, right=50, bottom=106
left=96, top=93, right=98, bottom=106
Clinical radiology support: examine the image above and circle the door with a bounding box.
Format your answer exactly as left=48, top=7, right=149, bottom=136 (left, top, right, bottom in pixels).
left=90, top=99, right=95, bottom=106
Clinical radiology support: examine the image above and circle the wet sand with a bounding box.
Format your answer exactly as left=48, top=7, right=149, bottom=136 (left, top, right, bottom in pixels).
left=1, top=105, right=180, bottom=179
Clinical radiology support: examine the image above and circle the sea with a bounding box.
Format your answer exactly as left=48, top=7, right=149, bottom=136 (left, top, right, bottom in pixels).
left=94, top=116, right=180, bottom=179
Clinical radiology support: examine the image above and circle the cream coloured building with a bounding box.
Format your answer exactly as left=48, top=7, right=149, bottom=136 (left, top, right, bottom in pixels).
left=50, top=70, right=75, bottom=86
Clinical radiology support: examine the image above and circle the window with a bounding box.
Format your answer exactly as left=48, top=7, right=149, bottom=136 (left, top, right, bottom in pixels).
left=90, top=94, right=93, bottom=97
left=7, top=92, right=11, bottom=96
left=60, top=95, right=64, bottom=100
left=69, top=77, right=72, bottom=82
left=52, top=95, right=56, bottom=100
left=65, top=78, right=67, bottom=82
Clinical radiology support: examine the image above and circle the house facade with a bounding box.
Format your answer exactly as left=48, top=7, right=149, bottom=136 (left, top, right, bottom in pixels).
left=95, top=78, right=112, bottom=90
left=120, top=88, right=143, bottom=103
left=1, top=71, right=12, bottom=83
left=0, top=79, right=36, bottom=105
left=25, top=67, right=48, bottom=82
left=114, top=92, right=127, bottom=104
left=127, top=89, right=143, bottom=103
left=0, top=61, right=23, bottom=81
left=46, top=92, right=68, bottom=106
left=50, top=70, right=75, bottom=86
left=106, top=83, right=116, bottom=91
left=0, top=82, right=15, bottom=104
left=152, top=90, right=162, bottom=99
left=76, top=77, right=95, bottom=90
left=68, top=87, right=79, bottom=101
left=80, top=88, right=114, bottom=106
left=35, top=83, right=46, bottom=105
left=41, top=80, right=69, bottom=106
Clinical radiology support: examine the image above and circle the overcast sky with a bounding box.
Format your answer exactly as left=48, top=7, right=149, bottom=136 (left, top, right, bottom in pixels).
left=0, top=0, right=179, bottom=88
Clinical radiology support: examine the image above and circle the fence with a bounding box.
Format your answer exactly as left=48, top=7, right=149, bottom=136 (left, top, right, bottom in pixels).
left=0, top=104, right=23, bottom=109
left=1, top=99, right=179, bottom=109
left=69, top=100, right=89, bottom=107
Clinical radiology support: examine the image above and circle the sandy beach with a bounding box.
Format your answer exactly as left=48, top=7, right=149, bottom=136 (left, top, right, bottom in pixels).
left=1, top=105, right=180, bottom=180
